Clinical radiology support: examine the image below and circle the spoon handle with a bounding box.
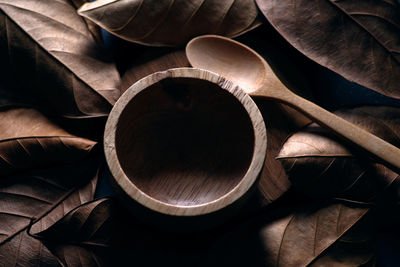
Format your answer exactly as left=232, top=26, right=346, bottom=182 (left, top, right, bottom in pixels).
left=271, top=89, right=400, bottom=172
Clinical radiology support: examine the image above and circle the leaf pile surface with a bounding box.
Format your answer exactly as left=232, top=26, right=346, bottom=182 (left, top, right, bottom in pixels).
left=0, top=0, right=398, bottom=265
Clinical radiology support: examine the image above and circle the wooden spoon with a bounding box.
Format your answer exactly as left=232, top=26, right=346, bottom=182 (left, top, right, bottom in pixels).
left=186, top=35, right=400, bottom=171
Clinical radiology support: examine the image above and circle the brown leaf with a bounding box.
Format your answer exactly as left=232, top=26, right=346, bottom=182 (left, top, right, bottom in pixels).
left=0, top=158, right=99, bottom=266
left=0, top=108, right=97, bottom=175
left=256, top=0, right=400, bottom=98
left=261, top=204, right=373, bottom=266
left=256, top=0, right=400, bottom=99
left=78, top=0, right=262, bottom=46
left=0, top=0, right=121, bottom=117
left=204, top=200, right=373, bottom=266
left=277, top=106, right=400, bottom=202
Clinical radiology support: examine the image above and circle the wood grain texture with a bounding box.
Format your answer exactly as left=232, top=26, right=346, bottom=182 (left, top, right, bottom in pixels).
left=117, top=79, right=254, bottom=206
left=78, top=0, right=261, bottom=46
left=104, top=68, right=266, bottom=216
left=186, top=35, right=400, bottom=173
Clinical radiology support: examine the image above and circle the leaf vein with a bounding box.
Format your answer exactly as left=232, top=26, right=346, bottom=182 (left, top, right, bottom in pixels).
left=349, top=11, right=400, bottom=30
left=136, top=0, right=175, bottom=41
left=183, top=0, right=206, bottom=28
left=328, top=0, right=400, bottom=65
left=276, top=215, right=295, bottom=266
left=111, top=0, right=143, bottom=32
left=213, top=0, right=235, bottom=34
left=0, top=192, right=52, bottom=205
left=0, top=211, right=31, bottom=219
left=0, top=3, right=91, bottom=40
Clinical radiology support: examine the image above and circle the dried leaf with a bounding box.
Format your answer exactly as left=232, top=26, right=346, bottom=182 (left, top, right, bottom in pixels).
left=256, top=0, right=400, bottom=99
left=0, top=158, right=99, bottom=266
left=261, top=204, right=373, bottom=266
left=0, top=108, right=97, bottom=175
left=204, top=200, right=373, bottom=266
left=78, top=0, right=262, bottom=46
left=0, top=0, right=121, bottom=117
left=277, top=106, right=400, bottom=202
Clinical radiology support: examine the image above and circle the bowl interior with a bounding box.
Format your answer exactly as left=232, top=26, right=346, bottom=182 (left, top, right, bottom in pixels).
left=115, top=77, right=255, bottom=207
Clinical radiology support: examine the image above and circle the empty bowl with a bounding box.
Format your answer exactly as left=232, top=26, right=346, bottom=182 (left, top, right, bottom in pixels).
left=104, top=68, right=266, bottom=224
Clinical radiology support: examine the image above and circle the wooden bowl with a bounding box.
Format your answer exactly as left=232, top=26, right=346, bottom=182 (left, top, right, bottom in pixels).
left=104, top=68, right=266, bottom=218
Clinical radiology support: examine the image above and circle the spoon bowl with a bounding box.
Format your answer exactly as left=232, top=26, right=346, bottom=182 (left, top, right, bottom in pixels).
left=186, top=35, right=400, bottom=172
left=186, top=37, right=267, bottom=93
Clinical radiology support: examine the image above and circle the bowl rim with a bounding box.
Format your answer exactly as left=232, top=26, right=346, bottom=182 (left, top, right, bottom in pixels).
left=104, top=67, right=267, bottom=216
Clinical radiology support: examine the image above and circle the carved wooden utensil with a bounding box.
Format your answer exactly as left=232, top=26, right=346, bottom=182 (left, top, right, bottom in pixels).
left=104, top=68, right=266, bottom=220
left=186, top=35, right=400, bottom=172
